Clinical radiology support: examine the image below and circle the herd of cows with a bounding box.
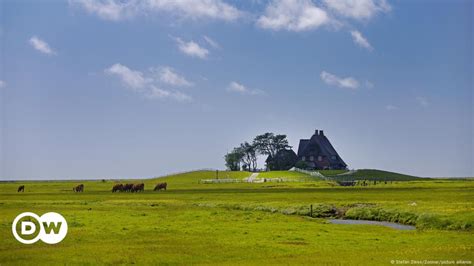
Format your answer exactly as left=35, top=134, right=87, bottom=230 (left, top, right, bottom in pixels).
left=110, top=182, right=167, bottom=192
left=15, top=182, right=168, bottom=193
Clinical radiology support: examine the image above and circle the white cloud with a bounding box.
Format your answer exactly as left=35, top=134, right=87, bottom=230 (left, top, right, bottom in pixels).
left=69, top=0, right=135, bottom=21
left=350, top=30, right=373, bottom=51
left=227, top=81, right=247, bottom=93
left=105, top=63, right=150, bottom=90
left=145, top=0, right=242, bottom=21
left=170, top=90, right=193, bottom=102
left=323, top=0, right=391, bottom=20
left=147, top=85, right=193, bottom=102
left=155, top=67, right=193, bottom=87
left=105, top=63, right=192, bottom=102
left=203, top=35, right=220, bottom=49
left=320, top=71, right=359, bottom=89
left=416, top=96, right=429, bottom=107
left=385, top=104, right=398, bottom=111
left=29, top=36, right=56, bottom=55
left=0, top=80, right=6, bottom=88
left=71, top=0, right=242, bottom=21
left=147, top=86, right=170, bottom=98
left=226, top=81, right=263, bottom=95
left=175, top=37, right=209, bottom=59
left=257, top=0, right=330, bottom=32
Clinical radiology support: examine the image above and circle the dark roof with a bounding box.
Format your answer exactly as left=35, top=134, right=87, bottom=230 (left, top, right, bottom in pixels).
left=297, top=139, right=310, bottom=157
left=297, top=130, right=347, bottom=167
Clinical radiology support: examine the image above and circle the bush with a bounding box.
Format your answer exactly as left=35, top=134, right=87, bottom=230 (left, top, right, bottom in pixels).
left=310, top=204, right=338, bottom=218
left=345, top=207, right=417, bottom=225
left=295, top=160, right=309, bottom=169
left=416, top=213, right=452, bottom=230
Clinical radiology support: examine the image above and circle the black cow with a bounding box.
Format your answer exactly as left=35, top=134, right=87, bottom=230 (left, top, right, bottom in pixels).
left=17, top=185, right=25, bottom=192
left=154, top=182, right=167, bottom=191
left=131, top=183, right=144, bottom=192
left=123, top=183, right=134, bottom=192
left=112, top=184, right=124, bottom=192
left=73, top=184, right=84, bottom=192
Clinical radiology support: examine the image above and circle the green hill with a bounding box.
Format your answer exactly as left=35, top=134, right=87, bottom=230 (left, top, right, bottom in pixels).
left=150, top=170, right=315, bottom=186
left=257, top=171, right=312, bottom=179
left=318, top=170, right=349, bottom=176
left=150, top=170, right=251, bottom=185
left=147, top=169, right=420, bottom=187
left=330, top=169, right=421, bottom=181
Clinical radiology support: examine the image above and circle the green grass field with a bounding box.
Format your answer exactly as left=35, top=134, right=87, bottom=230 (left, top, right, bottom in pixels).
left=0, top=170, right=473, bottom=265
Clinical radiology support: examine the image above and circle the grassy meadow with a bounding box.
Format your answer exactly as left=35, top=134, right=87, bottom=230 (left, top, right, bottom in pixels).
left=0, top=170, right=473, bottom=265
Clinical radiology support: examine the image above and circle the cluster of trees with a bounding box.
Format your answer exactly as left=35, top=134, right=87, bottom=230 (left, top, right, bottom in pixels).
left=224, top=132, right=292, bottom=171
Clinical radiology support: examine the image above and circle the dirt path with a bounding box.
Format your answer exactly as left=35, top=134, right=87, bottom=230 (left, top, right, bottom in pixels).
left=245, top=173, right=259, bottom=182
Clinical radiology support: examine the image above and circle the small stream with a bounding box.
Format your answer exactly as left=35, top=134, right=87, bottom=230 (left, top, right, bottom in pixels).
left=329, top=219, right=416, bottom=230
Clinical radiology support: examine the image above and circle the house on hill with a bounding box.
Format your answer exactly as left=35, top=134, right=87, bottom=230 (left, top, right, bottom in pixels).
left=296, top=130, right=347, bottom=170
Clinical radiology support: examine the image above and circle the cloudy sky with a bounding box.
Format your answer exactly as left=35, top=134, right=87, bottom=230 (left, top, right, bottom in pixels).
left=1, top=0, right=472, bottom=179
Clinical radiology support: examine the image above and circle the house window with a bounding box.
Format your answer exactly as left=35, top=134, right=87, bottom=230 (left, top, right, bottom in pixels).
left=331, top=155, right=336, bottom=160
left=309, top=156, right=314, bottom=161
left=302, top=156, right=306, bottom=161
left=318, top=156, right=322, bottom=162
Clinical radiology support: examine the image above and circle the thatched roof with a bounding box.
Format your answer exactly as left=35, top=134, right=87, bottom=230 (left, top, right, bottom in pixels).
left=297, top=130, right=347, bottom=169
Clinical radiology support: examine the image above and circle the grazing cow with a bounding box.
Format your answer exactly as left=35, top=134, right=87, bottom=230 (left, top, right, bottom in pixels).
left=123, top=183, right=134, bottom=192
left=132, top=183, right=144, bottom=192
left=337, top=181, right=356, bottom=187
left=73, top=184, right=84, bottom=192
left=112, top=184, right=124, bottom=193
left=154, top=182, right=167, bottom=191
left=17, top=185, right=25, bottom=192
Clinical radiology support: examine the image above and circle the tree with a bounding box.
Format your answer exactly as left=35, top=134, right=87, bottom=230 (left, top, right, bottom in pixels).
left=266, top=149, right=297, bottom=170
left=253, top=133, right=290, bottom=159
left=238, top=142, right=258, bottom=172
left=224, top=148, right=244, bottom=171
left=225, top=132, right=291, bottom=171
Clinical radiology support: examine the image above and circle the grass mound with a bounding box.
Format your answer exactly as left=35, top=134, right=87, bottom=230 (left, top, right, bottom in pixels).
left=319, top=170, right=349, bottom=176
left=257, top=171, right=312, bottom=179
left=149, top=170, right=251, bottom=186
left=331, top=169, right=421, bottom=181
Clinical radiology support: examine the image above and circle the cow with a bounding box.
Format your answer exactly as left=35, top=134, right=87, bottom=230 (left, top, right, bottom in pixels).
left=337, top=181, right=356, bottom=187
left=131, top=183, right=144, bottom=192
left=112, top=184, right=124, bottom=192
left=123, top=183, right=134, bottom=192
left=154, top=182, right=167, bottom=191
left=73, top=184, right=84, bottom=192
left=17, top=185, right=25, bottom=192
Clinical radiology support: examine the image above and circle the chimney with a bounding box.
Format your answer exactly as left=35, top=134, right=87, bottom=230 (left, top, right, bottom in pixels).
left=314, top=129, right=319, bottom=135
left=319, top=130, right=324, bottom=136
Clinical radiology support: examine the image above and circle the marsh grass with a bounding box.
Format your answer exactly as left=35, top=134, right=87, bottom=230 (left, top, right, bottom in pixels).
left=0, top=170, right=472, bottom=264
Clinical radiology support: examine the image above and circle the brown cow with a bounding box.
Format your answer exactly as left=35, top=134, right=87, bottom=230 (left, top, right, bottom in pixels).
left=154, top=182, right=167, bottom=191
left=17, top=185, right=25, bottom=192
left=112, top=184, right=124, bottom=192
left=131, top=183, right=144, bottom=192
left=123, top=183, right=134, bottom=192
left=73, top=184, right=84, bottom=192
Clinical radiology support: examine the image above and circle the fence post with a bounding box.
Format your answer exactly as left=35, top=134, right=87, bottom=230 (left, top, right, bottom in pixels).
left=310, top=204, right=313, bottom=217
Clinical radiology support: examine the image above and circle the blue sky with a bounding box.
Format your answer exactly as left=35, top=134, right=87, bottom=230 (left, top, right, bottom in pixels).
left=0, top=0, right=472, bottom=179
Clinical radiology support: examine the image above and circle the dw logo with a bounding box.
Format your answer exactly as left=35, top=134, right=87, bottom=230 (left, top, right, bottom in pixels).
left=12, top=212, right=68, bottom=244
